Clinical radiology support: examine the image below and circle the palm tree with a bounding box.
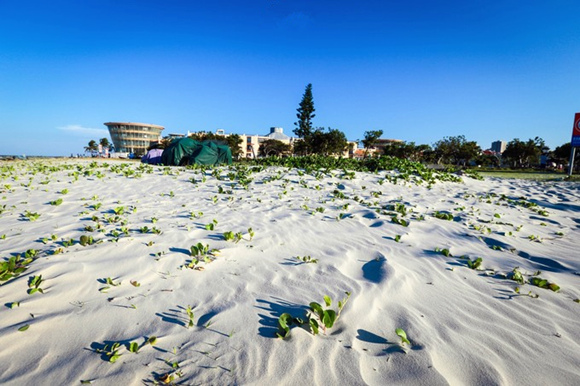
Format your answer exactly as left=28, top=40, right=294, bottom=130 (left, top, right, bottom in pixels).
left=99, top=138, right=111, bottom=150
left=84, top=140, right=98, bottom=155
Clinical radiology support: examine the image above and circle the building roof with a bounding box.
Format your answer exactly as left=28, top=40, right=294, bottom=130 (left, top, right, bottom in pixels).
left=104, top=122, right=165, bottom=130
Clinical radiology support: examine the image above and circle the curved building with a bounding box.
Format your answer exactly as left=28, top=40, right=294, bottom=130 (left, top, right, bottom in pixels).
left=104, top=122, right=164, bottom=155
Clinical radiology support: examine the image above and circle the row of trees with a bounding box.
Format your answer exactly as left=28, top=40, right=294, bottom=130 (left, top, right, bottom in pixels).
left=88, top=83, right=576, bottom=168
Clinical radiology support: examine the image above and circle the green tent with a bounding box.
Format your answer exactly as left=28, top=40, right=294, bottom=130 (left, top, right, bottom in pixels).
left=161, top=138, right=232, bottom=166
left=188, top=141, right=233, bottom=166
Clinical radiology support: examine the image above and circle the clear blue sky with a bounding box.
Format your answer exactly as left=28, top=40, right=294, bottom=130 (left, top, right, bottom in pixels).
left=1, top=0, right=579, bottom=156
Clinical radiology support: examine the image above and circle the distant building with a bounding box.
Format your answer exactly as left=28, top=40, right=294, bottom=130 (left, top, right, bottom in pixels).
left=491, top=140, right=506, bottom=154
left=104, top=122, right=164, bottom=156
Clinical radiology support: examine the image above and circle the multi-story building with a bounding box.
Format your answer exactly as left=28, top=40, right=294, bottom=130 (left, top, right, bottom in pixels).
left=104, top=122, right=164, bottom=156
left=491, top=140, right=506, bottom=154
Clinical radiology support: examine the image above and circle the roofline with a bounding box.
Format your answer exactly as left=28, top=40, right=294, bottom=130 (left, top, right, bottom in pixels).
left=104, top=122, right=165, bottom=130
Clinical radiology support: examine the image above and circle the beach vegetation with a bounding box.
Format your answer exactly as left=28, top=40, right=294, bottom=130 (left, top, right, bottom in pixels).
left=186, top=305, right=195, bottom=328
left=308, top=292, right=350, bottom=335
left=18, top=324, right=30, bottom=332
left=49, top=198, right=63, bottom=206
left=434, top=247, right=452, bottom=257
left=508, top=267, right=526, bottom=284
left=27, top=274, right=44, bottom=294
left=79, top=235, right=95, bottom=246
left=23, top=210, right=41, bottom=221
left=433, top=211, right=453, bottom=221
left=296, top=255, right=318, bottom=264
left=530, top=277, right=560, bottom=292
left=395, top=328, right=411, bottom=346
left=1, top=255, right=33, bottom=282
left=467, top=257, right=483, bottom=270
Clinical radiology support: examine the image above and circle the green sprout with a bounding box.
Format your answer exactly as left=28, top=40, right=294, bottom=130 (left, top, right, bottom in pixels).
left=395, top=328, right=411, bottom=346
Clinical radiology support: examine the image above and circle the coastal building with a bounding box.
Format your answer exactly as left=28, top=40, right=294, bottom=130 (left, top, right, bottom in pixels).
left=104, top=122, right=164, bottom=155
left=491, top=140, right=506, bottom=154
left=190, top=127, right=296, bottom=158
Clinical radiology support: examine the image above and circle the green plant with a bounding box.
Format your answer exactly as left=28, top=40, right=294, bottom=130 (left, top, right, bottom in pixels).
left=62, top=238, right=75, bottom=247
left=1, top=255, right=33, bottom=281
left=395, top=328, right=411, bottom=346
left=28, top=275, right=44, bottom=294
left=508, top=267, right=526, bottom=284
left=433, top=211, right=453, bottom=221
left=307, top=292, right=350, bottom=335
left=296, top=255, right=318, bottom=264
left=204, top=219, right=218, bottom=230
left=113, top=206, right=125, bottom=215
left=139, top=226, right=150, bottom=234
left=23, top=210, right=41, bottom=221
left=186, top=305, right=194, bottom=328
left=130, top=280, right=141, bottom=287
left=530, top=277, right=560, bottom=292
left=223, top=231, right=243, bottom=243
left=248, top=227, right=255, bottom=240
left=95, top=342, right=122, bottom=363
left=467, top=257, right=483, bottom=270
left=434, top=247, right=452, bottom=257
left=60, top=189, right=69, bottom=195
left=105, top=277, right=121, bottom=286
left=128, top=341, right=140, bottom=353
left=79, top=235, right=94, bottom=246
left=49, top=198, right=63, bottom=206
left=394, top=235, right=401, bottom=242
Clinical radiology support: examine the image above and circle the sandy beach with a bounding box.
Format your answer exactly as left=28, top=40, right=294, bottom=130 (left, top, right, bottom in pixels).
left=1, top=159, right=579, bottom=385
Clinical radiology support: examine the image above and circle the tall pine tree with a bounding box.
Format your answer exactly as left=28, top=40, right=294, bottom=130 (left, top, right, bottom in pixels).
left=294, top=83, right=315, bottom=139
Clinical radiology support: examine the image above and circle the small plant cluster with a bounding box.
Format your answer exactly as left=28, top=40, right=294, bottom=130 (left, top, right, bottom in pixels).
left=223, top=228, right=254, bottom=243
left=186, top=243, right=220, bottom=270
left=277, top=292, right=350, bottom=339
left=1, top=255, right=34, bottom=282
left=507, top=267, right=560, bottom=292
left=433, top=211, right=453, bottom=221
left=94, top=336, right=157, bottom=363
left=295, top=255, right=318, bottom=264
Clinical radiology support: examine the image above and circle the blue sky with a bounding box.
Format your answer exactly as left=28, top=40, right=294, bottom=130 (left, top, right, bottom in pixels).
left=1, top=0, right=579, bottom=156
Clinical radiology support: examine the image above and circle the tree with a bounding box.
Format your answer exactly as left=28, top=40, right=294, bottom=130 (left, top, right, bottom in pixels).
left=502, top=137, right=543, bottom=168
left=362, top=130, right=383, bottom=158
left=84, top=140, right=98, bottom=154
left=99, top=138, right=111, bottom=150
left=294, top=83, right=315, bottom=141
left=258, top=139, right=292, bottom=157
left=308, top=128, right=348, bottom=156
left=383, top=141, right=431, bottom=162
left=432, top=135, right=481, bottom=165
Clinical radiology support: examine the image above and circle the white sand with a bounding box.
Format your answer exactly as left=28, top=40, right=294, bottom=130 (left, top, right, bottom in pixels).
left=1, top=159, right=579, bottom=385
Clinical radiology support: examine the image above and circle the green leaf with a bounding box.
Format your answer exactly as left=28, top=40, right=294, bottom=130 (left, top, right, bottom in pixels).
left=18, top=324, right=30, bottom=332
left=128, top=342, right=139, bottom=353
left=277, top=313, right=292, bottom=339
left=147, top=336, right=157, bottom=346
left=309, top=302, right=324, bottom=320
left=396, top=328, right=411, bottom=345
left=322, top=309, right=337, bottom=328
left=9, top=301, right=20, bottom=309
left=323, top=295, right=332, bottom=307
left=109, top=353, right=121, bottom=363
left=309, top=318, right=319, bottom=335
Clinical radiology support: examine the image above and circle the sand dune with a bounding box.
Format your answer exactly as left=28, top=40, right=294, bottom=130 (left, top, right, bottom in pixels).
left=1, top=159, right=579, bottom=385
